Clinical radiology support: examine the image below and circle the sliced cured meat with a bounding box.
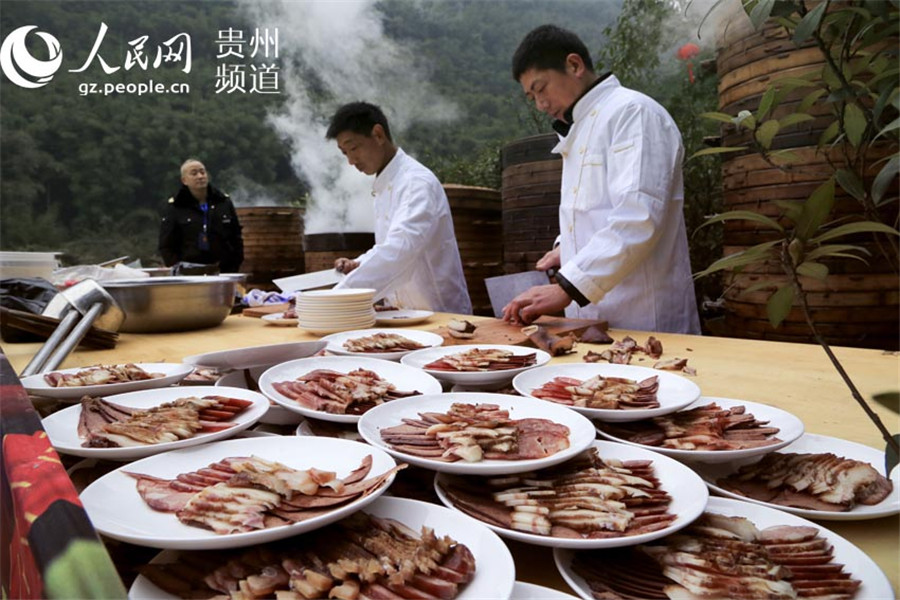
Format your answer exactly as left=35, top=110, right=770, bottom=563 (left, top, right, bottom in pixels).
left=718, top=452, right=893, bottom=511
left=273, top=368, right=419, bottom=415
left=380, top=403, right=570, bottom=463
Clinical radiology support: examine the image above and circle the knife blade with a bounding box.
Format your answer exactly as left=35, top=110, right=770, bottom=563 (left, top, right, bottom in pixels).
left=484, top=271, right=552, bottom=318
left=272, top=269, right=344, bottom=292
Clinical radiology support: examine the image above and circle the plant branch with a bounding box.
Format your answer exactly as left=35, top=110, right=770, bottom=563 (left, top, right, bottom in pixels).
left=784, top=254, right=900, bottom=455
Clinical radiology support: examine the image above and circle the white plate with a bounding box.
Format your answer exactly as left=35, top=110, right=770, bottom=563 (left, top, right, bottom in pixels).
left=299, top=319, right=377, bottom=335
left=128, top=496, right=515, bottom=600
left=512, top=363, right=700, bottom=422
left=215, top=368, right=304, bottom=425
left=41, top=386, right=269, bottom=461
left=258, top=356, right=443, bottom=423
left=182, top=341, right=326, bottom=370
left=297, top=288, right=376, bottom=301
left=261, top=312, right=297, bottom=326
left=401, top=344, right=552, bottom=386
left=21, top=362, right=193, bottom=400
left=375, top=309, right=434, bottom=326
left=554, top=496, right=894, bottom=600
left=512, top=581, right=579, bottom=599
left=322, top=328, right=444, bottom=361
left=693, top=433, right=900, bottom=521
left=595, top=396, right=805, bottom=464
left=79, top=436, right=398, bottom=550
left=358, top=392, right=594, bottom=475
left=434, top=440, right=708, bottom=548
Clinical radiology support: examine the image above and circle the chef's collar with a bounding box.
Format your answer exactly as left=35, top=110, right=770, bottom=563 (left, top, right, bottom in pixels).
left=551, top=71, right=613, bottom=137
left=373, top=147, right=405, bottom=195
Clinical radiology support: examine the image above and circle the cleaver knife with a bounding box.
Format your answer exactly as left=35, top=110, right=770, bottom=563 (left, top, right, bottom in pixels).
left=273, top=269, right=344, bottom=293
left=484, top=270, right=554, bottom=318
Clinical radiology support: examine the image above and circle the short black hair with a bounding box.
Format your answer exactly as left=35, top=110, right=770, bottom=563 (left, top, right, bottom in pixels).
left=325, top=101, right=392, bottom=141
left=511, top=24, right=594, bottom=81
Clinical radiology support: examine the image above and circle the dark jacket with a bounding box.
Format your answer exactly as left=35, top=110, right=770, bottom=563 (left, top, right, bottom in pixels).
left=158, top=184, right=244, bottom=272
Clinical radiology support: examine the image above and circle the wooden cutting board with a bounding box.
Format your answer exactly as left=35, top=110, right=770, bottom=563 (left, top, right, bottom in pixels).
left=242, top=303, right=290, bottom=318
left=431, top=315, right=608, bottom=347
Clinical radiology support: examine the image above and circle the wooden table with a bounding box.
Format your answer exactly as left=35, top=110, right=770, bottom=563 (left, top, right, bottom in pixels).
left=4, top=312, right=899, bottom=596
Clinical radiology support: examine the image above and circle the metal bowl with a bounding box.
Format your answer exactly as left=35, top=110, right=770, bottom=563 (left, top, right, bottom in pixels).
left=101, top=275, right=244, bottom=333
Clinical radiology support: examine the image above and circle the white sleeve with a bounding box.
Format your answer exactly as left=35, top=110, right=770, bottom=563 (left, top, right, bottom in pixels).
left=338, top=176, right=438, bottom=295
left=558, top=104, right=684, bottom=303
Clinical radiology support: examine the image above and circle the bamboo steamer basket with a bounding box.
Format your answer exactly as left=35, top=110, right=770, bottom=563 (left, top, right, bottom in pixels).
left=443, top=184, right=502, bottom=316
left=236, top=207, right=304, bottom=291
left=501, top=133, right=561, bottom=275
left=715, top=1, right=899, bottom=349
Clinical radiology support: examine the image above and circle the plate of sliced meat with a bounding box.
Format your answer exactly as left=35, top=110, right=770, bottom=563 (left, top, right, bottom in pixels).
left=401, top=344, right=551, bottom=386
left=79, top=436, right=402, bottom=550
left=21, top=362, right=194, bottom=400
left=692, top=433, right=899, bottom=520
left=129, top=496, right=514, bottom=600
left=434, top=440, right=708, bottom=548
left=595, top=396, right=804, bottom=464
left=42, top=385, right=270, bottom=461
left=512, top=363, right=700, bottom=422
left=258, top=356, right=443, bottom=424
left=321, top=328, right=444, bottom=361
left=555, top=496, right=893, bottom=600
left=358, top=393, right=598, bottom=475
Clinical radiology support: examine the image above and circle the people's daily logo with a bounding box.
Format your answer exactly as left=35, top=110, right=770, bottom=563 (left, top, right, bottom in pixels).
left=0, top=26, right=63, bottom=89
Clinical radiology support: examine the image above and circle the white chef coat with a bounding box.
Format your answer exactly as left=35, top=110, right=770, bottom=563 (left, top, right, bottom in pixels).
left=335, top=148, right=472, bottom=314
left=554, top=75, right=701, bottom=334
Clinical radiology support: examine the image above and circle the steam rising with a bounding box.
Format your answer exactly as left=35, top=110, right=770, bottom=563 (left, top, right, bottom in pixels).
left=237, top=0, right=458, bottom=233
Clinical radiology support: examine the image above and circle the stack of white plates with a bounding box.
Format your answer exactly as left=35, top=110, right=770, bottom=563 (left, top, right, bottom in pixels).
left=297, top=288, right=377, bottom=334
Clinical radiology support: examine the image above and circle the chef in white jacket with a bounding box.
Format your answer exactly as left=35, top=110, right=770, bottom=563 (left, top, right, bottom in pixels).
left=502, top=25, right=700, bottom=334
left=326, top=102, right=472, bottom=314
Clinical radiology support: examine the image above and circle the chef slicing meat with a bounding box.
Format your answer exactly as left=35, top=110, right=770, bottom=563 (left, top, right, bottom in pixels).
left=502, top=25, right=700, bottom=334
left=326, top=102, right=472, bottom=314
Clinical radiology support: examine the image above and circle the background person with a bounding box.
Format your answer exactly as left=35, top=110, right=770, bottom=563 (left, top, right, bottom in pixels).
left=326, top=102, right=472, bottom=314
left=502, top=25, right=700, bottom=334
left=158, top=159, right=244, bottom=273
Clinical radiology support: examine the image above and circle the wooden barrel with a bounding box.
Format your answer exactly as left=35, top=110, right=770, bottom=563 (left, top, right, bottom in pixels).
left=236, top=207, right=304, bottom=290
left=443, top=184, right=503, bottom=316
left=303, top=232, right=375, bottom=273
left=715, top=4, right=899, bottom=349
left=501, top=133, right=561, bottom=275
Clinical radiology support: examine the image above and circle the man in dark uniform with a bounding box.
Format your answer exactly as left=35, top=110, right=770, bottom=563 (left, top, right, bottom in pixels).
left=158, top=158, right=244, bottom=272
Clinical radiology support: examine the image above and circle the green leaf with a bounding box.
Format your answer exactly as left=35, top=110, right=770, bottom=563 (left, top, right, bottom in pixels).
left=773, top=199, right=804, bottom=223
left=872, top=392, right=899, bottom=413
left=741, top=280, right=779, bottom=295
left=758, top=87, right=777, bottom=120
left=693, top=241, right=781, bottom=278
left=798, top=89, right=826, bottom=113
left=749, top=0, right=776, bottom=29
left=810, top=221, right=900, bottom=244
left=887, top=434, right=900, bottom=478
left=687, top=146, right=748, bottom=160
left=755, top=119, right=781, bottom=149
left=822, top=64, right=842, bottom=89
left=804, top=244, right=871, bottom=262
left=872, top=155, right=899, bottom=205
left=819, top=121, right=840, bottom=148
left=844, top=103, right=867, bottom=147
left=779, top=113, right=815, bottom=128
left=834, top=168, right=867, bottom=202
left=792, top=1, right=827, bottom=44
left=772, top=76, right=817, bottom=90
left=796, top=261, right=829, bottom=280
left=700, top=111, right=739, bottom=124
left=767, top=285, right=795, bottom=327
left=699, top=210, right=785, bottom=232
left=768, top=149, right=800, bottom=162
left=796, top=179, right=835, bottom=241
left=873, top=116, right=899, bottom=142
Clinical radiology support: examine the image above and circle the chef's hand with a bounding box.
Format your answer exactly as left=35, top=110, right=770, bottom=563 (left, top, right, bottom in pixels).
left=502, top=284, right=572, bottom=325
left=535, top=246, right=561, bottom=272
left=334, top=257, right=360, bottom=274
